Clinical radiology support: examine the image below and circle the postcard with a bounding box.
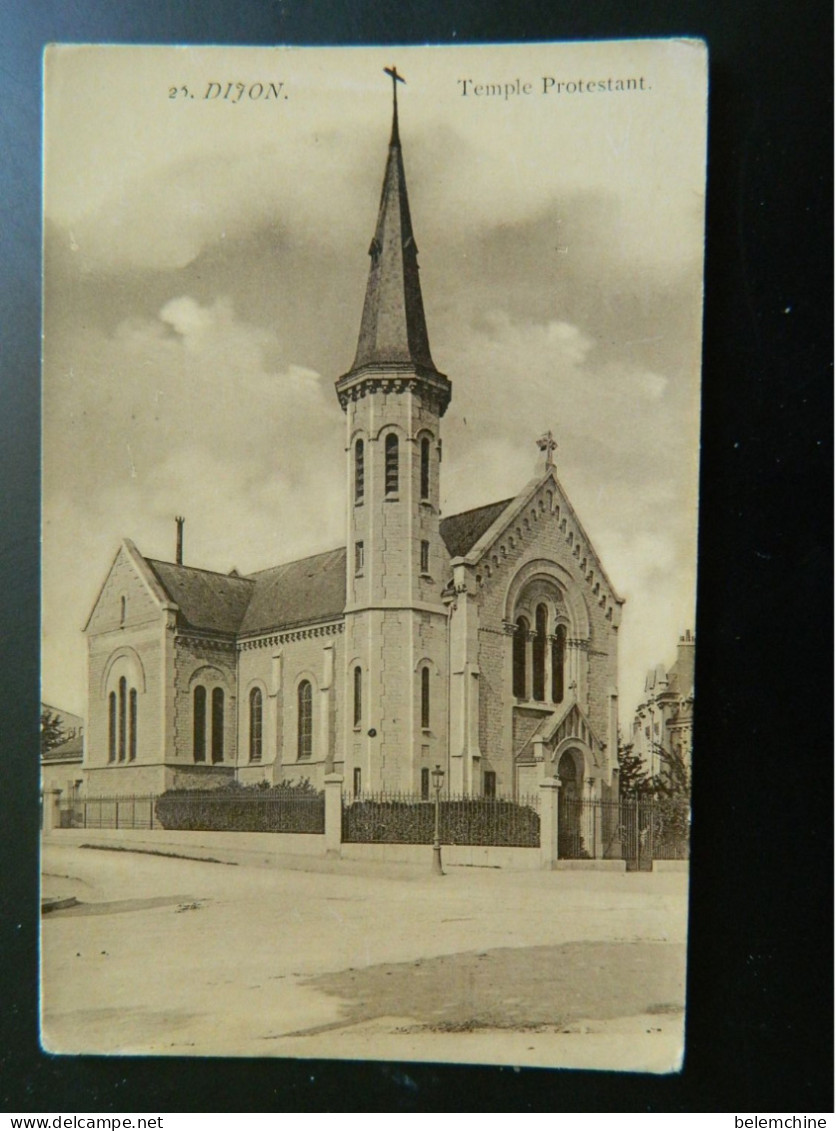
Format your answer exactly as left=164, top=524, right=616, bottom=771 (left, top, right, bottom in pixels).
left=41, top=40, right=706, bottom=1070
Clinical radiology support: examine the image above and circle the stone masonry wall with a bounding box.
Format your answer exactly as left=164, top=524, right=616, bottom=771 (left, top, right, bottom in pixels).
left=473, top=476, right=620, bottom=788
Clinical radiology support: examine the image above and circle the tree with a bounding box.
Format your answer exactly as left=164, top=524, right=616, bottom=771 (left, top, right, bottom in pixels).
left=648, top=742, right=691, bottom=799
left=40, top=710, right=65, bottom=756
left=616, top=740, right=652, bottom=798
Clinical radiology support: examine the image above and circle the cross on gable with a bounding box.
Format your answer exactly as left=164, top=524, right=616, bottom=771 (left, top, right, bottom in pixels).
left=536, top=430, right=557, bottom=471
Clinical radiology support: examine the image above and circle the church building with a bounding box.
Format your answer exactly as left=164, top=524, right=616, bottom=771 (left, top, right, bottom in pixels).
left=82, top=76, right=624, bottom=804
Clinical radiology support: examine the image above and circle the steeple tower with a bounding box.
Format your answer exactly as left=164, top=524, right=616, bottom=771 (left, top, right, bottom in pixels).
left=336, top=68, right=451, bottom=412
left=337, top=71, right=452, bottom=793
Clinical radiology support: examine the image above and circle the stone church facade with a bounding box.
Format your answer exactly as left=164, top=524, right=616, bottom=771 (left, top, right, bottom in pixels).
left=83, top=83, right=623, bottom=804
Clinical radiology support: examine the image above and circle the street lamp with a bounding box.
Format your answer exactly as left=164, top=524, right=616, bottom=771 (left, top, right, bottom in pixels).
left=431, top=763, right=445, bottom=876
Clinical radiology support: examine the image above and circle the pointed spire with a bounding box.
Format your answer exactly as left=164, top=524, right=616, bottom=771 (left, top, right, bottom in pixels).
left=347, top=68, right=439, bottom=376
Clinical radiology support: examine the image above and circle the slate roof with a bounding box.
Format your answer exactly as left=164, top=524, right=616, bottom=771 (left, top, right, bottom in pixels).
left=145, top=559, right=255, bottom=635
left=141, top=498, right=514, bottom=638
left=240, top=547, right=347, bottom=637
left=42, top=734, right=83, bottom=763
left=439, top=498, right=514, bottom=560
left=347, top=82, right=440, bottom=377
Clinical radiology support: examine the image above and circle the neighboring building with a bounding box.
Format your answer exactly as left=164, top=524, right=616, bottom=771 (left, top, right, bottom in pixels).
left=630, top=630, right=695, bottom=782
left=82, top=82, right=623, bottom=803
left=41, top=703, right=84, bottom=796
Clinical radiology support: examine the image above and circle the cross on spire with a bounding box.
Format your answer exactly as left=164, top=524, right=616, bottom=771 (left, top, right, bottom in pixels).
left=383, top=66, right=405, bottom=145
left=537, top=430, right=557, bottom=471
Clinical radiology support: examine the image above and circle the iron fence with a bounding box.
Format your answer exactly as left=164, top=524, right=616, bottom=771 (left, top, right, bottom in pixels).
left=58, top=790, right=325, bottom=834
left=558, top=795, right=690, bottom=869
left=59, top=793, right=157, bottom=830
left=342, top=791, right=541, bottom=847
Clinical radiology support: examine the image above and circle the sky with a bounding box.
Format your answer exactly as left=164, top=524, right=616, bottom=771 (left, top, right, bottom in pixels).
left=42, top=41, right=707, bottom=721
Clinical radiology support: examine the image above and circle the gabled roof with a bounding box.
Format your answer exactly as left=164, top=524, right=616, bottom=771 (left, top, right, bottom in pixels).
left=457, top=469, right=624, bottom=607
left=440, top=498, right=514, bottom=560
left=239, top=547, right=347, bottom=637
left=145, top=560, right=255, bottom=636
left=126, top=493, right=569, bottom=640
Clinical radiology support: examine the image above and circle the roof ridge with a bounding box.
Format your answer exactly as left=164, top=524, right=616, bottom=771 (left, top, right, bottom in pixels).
left=441, top=497, right=515, bottom=522
left=244, top=545, right=346, bottom=579
left=146, top=558, right=255, bottom=583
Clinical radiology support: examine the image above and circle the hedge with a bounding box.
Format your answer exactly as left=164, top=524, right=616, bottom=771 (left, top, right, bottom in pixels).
left=342, top=797, right=540, bottom=847
left=154, top=781, right=325, bottom=834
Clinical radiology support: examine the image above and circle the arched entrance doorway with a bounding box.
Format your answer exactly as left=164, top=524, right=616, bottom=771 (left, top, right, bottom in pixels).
left=558, top=750, right=592, bottom=855
left=557, top=748, right=584, bottom=858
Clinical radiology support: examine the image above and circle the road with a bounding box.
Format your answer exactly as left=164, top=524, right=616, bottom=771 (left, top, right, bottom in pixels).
left=41, top=842, right=688, bottom=1071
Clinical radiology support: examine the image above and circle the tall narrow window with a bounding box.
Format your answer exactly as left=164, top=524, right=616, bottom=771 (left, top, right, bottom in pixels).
left=249, top=688, right=263, bottom=762
left=353, top=666, right=362, bottom=727
left=420, top=540, right=430, bottom=574
left=298, top=680, right=312, bottom=760
left=353, top=766, right=362, bottom=797
left=354, top=541, right=364, bottom=576
left=420, top=437, right=430, bottom=500
left=211, top=688, right=224, bottom=763
left=533, top=604, right=547, bottom=701
left=354, top=439, right=364, bottom=503
left=512, top=616, right=528, bottom=698
left=385, top=433, right=399, bottom=495
left=552, top=624, right=566, bottom=704
left=118, top=676, right=127, bottom=762
left=108, top=692, right=116, bottom=762
left=421, top=767, right=430, bottom=800
left=193, top=686, right=206, bottom=762
left=421, top=667, right=430, bottom=730
left=484, top=770, right=497, bottom=798
left=129, top=688, right=137, bottom=761
left=120, top=596, right=126, bottom=626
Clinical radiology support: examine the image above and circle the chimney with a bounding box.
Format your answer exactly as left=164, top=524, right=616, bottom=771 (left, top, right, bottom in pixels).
left=175, top=516, right=184, bottom=565
left=676, top=628, right=696, bottom=692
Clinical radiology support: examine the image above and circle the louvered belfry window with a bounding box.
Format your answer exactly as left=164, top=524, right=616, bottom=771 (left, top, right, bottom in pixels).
left=420, top=437, right=430, bottom=500
left=355, top=439, right=364, bottom=503
left=385, top=433, right=399, bottom=495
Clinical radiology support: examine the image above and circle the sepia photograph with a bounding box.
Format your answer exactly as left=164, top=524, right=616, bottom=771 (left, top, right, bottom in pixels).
left=40, top=40, right=707, bottom=1071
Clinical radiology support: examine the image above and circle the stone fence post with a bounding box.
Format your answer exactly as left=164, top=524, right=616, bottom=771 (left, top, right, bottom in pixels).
left=42, top=788, right=62, bottom=836
left=323, top=774, right=343, bottom=856
left=538, top=776, right=561, bottom=869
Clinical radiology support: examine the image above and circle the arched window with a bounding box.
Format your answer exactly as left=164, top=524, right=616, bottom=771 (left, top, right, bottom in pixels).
left=354, top=439, right=364, bottom=503
left=118, top=676, right=127, bottom=761
left=249, top=688, right=263, bottom=762
left=420, top=437, right=431, bottom=500
left=298, top=680, right=312, bottom=760
left=421, top=667, right=430, bottom=730
left=533, top=604, right=547, bottom=701
left=211, top=688, right=224, bottom=763
left=353, top=666, right=362, bottom=728
left=513, top=616, right=529, bottom=698
left=385, top=433, right=399, bottom=495
left=108, top=692, right=117, bottom=762
left=552, top=624, right=566, bottom=704
left=129, top=688, right=137, bottom=761
left=193, top=686, right=206, bottom=762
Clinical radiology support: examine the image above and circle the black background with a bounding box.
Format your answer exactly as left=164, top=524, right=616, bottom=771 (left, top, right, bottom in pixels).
left=1, top=0, right=831, bottom=1113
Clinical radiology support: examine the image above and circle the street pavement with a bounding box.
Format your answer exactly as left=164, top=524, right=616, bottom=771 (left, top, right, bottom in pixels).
left=41, top=842, right=688, bottom=1071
